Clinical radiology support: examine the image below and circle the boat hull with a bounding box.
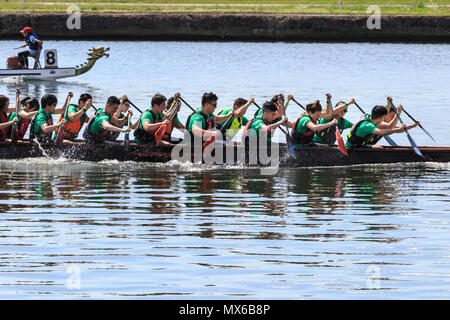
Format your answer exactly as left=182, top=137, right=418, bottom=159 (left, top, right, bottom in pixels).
left=1, top=140, right=449, bottom=167
left=0, top=68, right=76, bottom=80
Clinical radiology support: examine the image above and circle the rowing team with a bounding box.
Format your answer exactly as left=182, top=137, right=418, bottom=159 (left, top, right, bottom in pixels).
left=0, top=90, right=420, bottom=149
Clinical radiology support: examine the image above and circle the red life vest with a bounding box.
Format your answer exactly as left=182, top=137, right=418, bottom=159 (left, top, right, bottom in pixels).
left=0, top=111, right=9, bottom=141
left=18, top=117, right=30, bottom=139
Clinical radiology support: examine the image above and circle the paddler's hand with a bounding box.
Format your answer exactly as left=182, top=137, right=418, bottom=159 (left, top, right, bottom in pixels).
left=162, top=119, right=169, bottom=126
left=387, top=96, right=393, bottom=104
left=85, top=99, right=92, bottom=110
left=412, top=121, right=420, bottom=128
left=326, top=93, right=332, bottom=99
left=279, top=116, right=288, bottom=125
left=348, top=98, right=355, bottom=105
left=67, top=92, right=73, bottom=99
left=12, top=116, right=19, bottom=123
left=121, top=127, right=131, bottom=133
left=397, top=104, right=403, bottom=114
left=16, top=89, right=21, bottom=95
left=127, top=110, right=133, bottom=119
left=248, top=97, right=255, bottom=105
left=330, top=118, right=338, bottom=126
left=287, top=94, right=293, bottom=101
left=120, top=94, right=128, bottom=104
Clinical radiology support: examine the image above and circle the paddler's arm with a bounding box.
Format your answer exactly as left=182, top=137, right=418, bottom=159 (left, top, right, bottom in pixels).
left=214, top=112, right=232, bottom=124
left=68, top=99, right=92, bottom=122
left=306, top=118, right=337, bottom=132
left=18, top=110, right=38, bottom=119
left=234, top=97, right=255, bottom=118
left=321, top=93, right=333, bottom=118
left=54, top=92, right=73, bottom=114
left=0, top=117, right=18, bottom=129
left=373, top=122, right=419, bottom=136
left=192, top=125, right=216, bottom=138
left=333, top=98, right=355, bottom=115
left=101, top=120, right=131, bottom=133
left=261, top=116, right=288, bottom=135
left=143, top=119, right=169, bottom=134
left=40, top=119, right=67, bottom=133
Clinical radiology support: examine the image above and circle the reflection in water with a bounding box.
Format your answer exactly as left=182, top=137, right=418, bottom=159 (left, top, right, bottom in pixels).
left=0, top=160, right=449, bottom=298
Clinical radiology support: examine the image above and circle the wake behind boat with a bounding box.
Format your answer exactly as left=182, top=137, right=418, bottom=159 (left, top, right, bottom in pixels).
left=0, top=46, right=109, bottom=80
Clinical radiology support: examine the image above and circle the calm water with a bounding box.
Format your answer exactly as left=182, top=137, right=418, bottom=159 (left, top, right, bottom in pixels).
left=0, top=41, right=449, bottom=299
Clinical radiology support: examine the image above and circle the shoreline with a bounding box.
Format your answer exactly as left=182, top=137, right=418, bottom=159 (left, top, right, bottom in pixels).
left=0, top=12, right=449, bottom=42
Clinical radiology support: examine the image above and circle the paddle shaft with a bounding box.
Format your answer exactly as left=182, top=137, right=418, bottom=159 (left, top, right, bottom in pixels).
left=179, top=97, right=197, bottom=113
left=292, top=98, right=306, bottom=111
left=402, top=107, right=435, bottom=142
left=129, top=101, right=143, bottom=114
left=389, top=101, right=423, bottom=157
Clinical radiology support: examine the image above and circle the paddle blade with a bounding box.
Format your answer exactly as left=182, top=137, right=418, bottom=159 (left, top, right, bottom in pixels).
left=155, top=124, right=166, bottom=146
left=285, top=134, right=297, bottom=159
left=383, top=135, right=398, bottom=146
left=124, top=133, right=130, bottom=152
left=203, top=135, right=216, bottom=150
left=405, top=131, right=424, bottom=158
left=335, top=128, right=348, bottom=156
left=56, top=125, right=64, bottom=149
left=421, top=126, right=435, bottom=142
left=11, top=124, right=18, bottom=145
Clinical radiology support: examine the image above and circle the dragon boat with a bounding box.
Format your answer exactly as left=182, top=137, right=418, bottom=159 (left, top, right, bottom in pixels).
left=0, top=139, right=449, bottom=167
left=0, top=46, right=109, bottom=80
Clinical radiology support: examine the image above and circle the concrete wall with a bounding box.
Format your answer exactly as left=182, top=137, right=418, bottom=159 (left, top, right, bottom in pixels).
left=1, top=12, right=449, bottom=42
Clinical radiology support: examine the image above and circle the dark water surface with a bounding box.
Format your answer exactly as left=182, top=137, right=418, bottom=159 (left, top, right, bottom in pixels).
left=0, top=41, right=449, bottom=298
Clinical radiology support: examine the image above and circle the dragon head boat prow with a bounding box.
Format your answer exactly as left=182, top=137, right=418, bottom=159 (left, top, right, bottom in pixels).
left=75, top=46, right=110, bottom=76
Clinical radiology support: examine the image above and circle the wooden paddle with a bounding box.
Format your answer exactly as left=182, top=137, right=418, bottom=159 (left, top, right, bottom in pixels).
left=327, top=95, right=348, bottom=156
left=56, top=92, right=73, bottom=150
left=388, top=98, right=424, bottom=158
left=10, top=89, right=20, bottom=145
left=401, top=106, right=435, bottom=142
left=354, top=101, right=398, bottom=147
left=278, top=95, right=297, bottom=159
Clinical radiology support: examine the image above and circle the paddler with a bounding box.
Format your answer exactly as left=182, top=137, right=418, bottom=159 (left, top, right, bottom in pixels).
left=243, top=101, right=288, bottom=146
left=345, top=105, right=419, bottom=149
left=0, top=95, right=19, bottom=141
left=53, top=93, right=92, bottom=141
left=30, top=93, right=72, bottom=144
left=16, top=27, right=43, bottom=69
left=254, top=94, right=293, bottom=126
left=106, top=94, right=139, bottom=142
left=7, top=96, right=39, bottom=140
left=161, top=96, right=185, bottom=143
left=184, top=92, right=233, bottom=145
left=83, top=96, right=131, bottom=144
left=133, top=93, right=173, bottom=146
left=313, top=98, right=355, bottom=145
left=290, top=96, right=335, bottom=147
left=216, top=97, right=254, bottom=142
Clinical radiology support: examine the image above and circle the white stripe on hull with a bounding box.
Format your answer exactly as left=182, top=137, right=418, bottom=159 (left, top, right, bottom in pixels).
left=0, top=68, right=76, bottom=80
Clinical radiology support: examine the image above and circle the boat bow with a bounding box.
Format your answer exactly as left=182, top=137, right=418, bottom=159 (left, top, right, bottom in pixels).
left=75, top=46, right=110, bottom=76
